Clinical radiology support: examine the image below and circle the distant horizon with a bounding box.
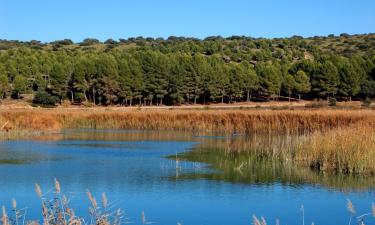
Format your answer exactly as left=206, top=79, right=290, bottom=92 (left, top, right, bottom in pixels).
left=1, top=32, right=374, bottom=43
left=1, top=0, right=374, bottom=43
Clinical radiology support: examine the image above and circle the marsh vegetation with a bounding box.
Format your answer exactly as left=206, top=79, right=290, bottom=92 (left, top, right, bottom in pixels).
left=0, top=109, right=375, bottom=174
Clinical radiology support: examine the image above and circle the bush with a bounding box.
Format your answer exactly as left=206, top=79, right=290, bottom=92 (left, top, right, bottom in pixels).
left=33, top=91, right=59, bottom=106
left=83, top=101, right=95, bottom=107
left=328, top=97, right=337, bottom=107
left=74, top=92, right=86, bottom=103
left=362, top=98, right=372, bottom=108
left=305, top=100, right=325, bottom=108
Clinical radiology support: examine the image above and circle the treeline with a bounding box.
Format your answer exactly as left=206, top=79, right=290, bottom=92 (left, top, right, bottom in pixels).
left=0, top=34, right=374, bottom=105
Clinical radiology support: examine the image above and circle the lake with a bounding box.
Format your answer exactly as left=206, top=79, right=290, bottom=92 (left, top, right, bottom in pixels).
left=0, top=129, right=374, bottom=225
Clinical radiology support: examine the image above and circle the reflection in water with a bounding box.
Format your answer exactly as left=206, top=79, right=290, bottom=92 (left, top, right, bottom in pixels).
left=176, top=147, right=375, bottom=192
left=0, top=129, right=373, bottom=225
left=18, top=129, right=375, bottom=191
left=185, top=134, right=375, bottom=191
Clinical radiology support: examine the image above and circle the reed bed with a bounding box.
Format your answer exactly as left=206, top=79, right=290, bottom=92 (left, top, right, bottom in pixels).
left=176, top=121, right=375, bottom=174
left=1, top=109, right=374, bottom=134
left=0, top=108, right=375, bottom=174
left=295, top=125, right=375, bottom=174
left=1, top=180, right=128, bottom=225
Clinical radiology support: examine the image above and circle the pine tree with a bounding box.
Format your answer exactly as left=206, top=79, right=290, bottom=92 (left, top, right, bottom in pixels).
left=294, top=70, right=311, bottom=100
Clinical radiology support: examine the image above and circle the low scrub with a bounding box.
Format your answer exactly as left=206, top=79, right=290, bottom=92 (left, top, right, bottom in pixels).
left=33, top=91, right=59, bottom=107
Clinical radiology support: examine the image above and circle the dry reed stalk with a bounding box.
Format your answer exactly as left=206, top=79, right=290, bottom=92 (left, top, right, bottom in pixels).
left=252, top=215, right=267, bottom=225
left=54, top=178, right=61, bottom=194
left=295, top=124, right=375, bottom=174
left=1, top=109, right=375, bottom=135
left=101, top=193, right=108, bottom=209
left=35, top=184, right=43, bottom=198
left=348, top=200, right=356, bottom=215
left=1, top=206, right=9, bottom=225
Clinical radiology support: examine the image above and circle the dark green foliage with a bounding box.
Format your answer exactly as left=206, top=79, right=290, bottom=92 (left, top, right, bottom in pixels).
left=0, top=70, right=9, bottom=99
left=361, top=98, right=372, bottom=107
left=12, top=75, right=27, bottom=100
left=33, top=91, right=59, bottom=106
left=328, top=97, right=337, bottom=107
left=0, top=34, right=373, bottom=105
left=80, top=38, right=100, bottom=46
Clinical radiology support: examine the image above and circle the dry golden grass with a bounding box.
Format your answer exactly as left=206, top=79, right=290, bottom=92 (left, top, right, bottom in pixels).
left=2, top=179, right=125, bottom=225
left=1, top=109, right=374, bottom=134
left=295, top=125, right=375, bottom=174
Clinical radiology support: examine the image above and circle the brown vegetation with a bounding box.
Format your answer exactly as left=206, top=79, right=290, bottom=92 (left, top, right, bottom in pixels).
left=1, top=108, right=374, bottom=134
left=295, top=125, right=375, bottom=174
left=2, top=179, right=126, bottom=225
left=0, top=108, right=375, bottom=174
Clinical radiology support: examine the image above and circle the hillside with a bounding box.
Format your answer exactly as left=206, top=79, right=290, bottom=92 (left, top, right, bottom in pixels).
left=0, top=34, right=374, bottom=106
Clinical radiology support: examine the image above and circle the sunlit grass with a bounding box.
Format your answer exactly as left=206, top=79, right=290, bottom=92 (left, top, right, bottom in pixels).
left=295, top=125, right=375, bottom=174
left=1, top=109, right=374, bottom=134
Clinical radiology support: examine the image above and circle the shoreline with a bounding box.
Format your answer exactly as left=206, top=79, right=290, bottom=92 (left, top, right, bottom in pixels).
left=0, top=108, right=374, bottom=174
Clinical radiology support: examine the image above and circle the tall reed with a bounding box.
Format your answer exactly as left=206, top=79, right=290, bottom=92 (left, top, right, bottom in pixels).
left=1, top=109, right=374, bottom=134
left=1, top=109, right=375, bottom=174
left=295, top=125, right=375, bottom=174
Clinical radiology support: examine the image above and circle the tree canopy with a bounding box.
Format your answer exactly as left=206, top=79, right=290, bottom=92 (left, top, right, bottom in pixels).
left=0, top=34, right=374, bottom=105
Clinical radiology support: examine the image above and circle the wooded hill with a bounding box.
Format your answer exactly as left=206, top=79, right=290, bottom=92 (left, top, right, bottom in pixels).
left=0, top=33, right=374, bottom=105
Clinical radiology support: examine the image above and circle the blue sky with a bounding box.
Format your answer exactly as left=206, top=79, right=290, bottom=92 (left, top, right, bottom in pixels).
left=0, top=0, right=374, bottom=42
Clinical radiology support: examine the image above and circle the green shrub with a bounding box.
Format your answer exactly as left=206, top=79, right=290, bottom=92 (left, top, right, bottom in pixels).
left=74, top=92, right=86, bottom=103
left=362, top=98, right=372, bottom=108
left=33, top=91, right=59, bottom=106
left=328, top=97, right=337, bottom=107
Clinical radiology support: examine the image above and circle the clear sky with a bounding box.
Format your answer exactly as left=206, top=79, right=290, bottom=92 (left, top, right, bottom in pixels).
left=0, top=0, right=374, bottom=42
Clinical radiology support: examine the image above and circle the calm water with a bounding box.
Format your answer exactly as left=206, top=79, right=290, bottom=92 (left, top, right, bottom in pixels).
left=0, top=130, right=374, bottom=225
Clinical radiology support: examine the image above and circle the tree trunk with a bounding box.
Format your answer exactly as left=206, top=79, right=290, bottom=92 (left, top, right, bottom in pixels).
left=160, top=98, right=163, bottom=105
left=288, top=92, right=291, bottom=102
left=246, top=90, right=250, bottom=102
left=221, top=96, right=224, bottom=104
left=84, top=90, right=88, bottom=102
left=70, top=90, right=74, bottom=103
left=93, top=88, right=96, bottom=105
left=194, top=96, right=197, bottom=104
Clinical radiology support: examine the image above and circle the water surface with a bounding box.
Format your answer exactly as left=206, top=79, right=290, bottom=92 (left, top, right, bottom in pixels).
left=0, top=130, right=374, bottom=225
